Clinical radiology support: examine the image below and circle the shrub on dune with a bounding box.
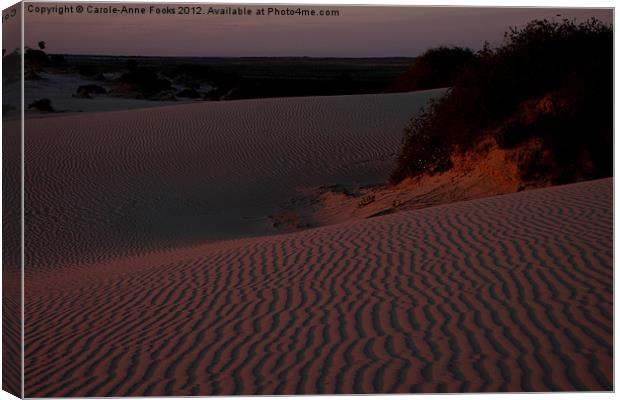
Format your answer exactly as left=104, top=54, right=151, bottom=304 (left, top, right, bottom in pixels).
left=391, top=18, right=612, bottom=185
left=3, top=50, right=21, bottom=83
left=388, top=46, right=475, bottom=92
left=28, top=99, right=54, bottom=112
left=119, top=66, right=172, bottom=96
left=24, top=47, right=49, bottom=75
left=75, top=84, right=107, bottom=99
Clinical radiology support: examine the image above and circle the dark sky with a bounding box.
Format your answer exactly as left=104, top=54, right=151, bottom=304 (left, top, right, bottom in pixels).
left=22, top=3, right=613, bottom=57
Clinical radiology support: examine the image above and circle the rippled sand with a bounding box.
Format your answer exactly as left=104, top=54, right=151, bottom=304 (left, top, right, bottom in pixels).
left=13, top=90, right=612, bottom=395
left=25, top=179, right=613, bottom=396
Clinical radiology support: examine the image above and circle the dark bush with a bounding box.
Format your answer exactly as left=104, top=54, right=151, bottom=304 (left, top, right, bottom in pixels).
left=388, top=46, right=475, bottom=92
left=28, top=99, right=54, bottom=112
left=176, top=88, right=201, bottom=99
left=119, top=67, right=172, bottom=96
left=518, top=147, right=555, bottom=183
left=392, top=18, right=612, bottom=184
left=3, top=50, right=21, bottom=83
left=76, top=84, right=107, bottom=98
left=164, top=64, right=214, bottom=86
left=24, top=48, right=49, bottom=69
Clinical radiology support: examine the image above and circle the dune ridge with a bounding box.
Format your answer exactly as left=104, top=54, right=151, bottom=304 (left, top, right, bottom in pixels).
left=25, top=178, right=613, bottom=396
left=21, top=89, right=444, bottom=269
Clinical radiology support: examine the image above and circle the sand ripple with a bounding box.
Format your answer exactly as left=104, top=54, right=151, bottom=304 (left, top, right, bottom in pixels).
left=25, top=179, right=613, bottom=395
left=22, top=90, right=443, bottom=268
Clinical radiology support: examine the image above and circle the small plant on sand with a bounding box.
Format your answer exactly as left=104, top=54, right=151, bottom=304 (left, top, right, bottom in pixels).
left=358, top=193, right=376, bottom=207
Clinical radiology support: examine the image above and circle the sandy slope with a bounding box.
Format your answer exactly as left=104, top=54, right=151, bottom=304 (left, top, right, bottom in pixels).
left=2, top=106, right=22, bottom=396
left=280, top=137, right=552, bottom=228
left=25, top=178, right=612, bottom=396
left=21, top=89, right=443, bottom=268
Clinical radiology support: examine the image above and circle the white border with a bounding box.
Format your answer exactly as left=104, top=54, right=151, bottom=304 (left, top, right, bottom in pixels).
left=0, top=1, right=616, bottom=400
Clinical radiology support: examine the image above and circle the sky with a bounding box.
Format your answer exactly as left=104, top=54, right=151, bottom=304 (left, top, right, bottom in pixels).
left=16, top=3, right=614, bottom=57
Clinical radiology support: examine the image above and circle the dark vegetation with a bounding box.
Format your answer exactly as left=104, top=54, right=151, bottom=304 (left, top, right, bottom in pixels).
left=23, top=41, right=50, bottom=79
left=176, top=88, right=201, bottom=99
left=391, top=19, right=613, bottom=185
left=154, top=58, right=412, bottom=100
left=28, top=99, right=54, bottom=112
left=19, top=49, right=414, bottom=102
left=75, top=84, right=107, bottom=98
left=2, top=50, right=21, bottom=83
left=3, top=47, right=21, bottom=117
left=44, top=56, right=413, bottom=101
left=119, top=66, right=173, bottom=97
left=16, top=44, right=416, bottom=108
left=388, top=46, right=475, bottom=92
left=24, top=48, right=49, bottom=68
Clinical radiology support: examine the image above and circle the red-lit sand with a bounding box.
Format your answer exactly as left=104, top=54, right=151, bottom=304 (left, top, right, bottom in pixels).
left=20, top=92, right=612, bottom=395
left=25, top=179, right=612, bottom=396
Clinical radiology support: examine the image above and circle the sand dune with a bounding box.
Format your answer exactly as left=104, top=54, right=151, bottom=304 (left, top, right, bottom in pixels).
left=21, top=89, right=443, bottom=269
left=25, top=178, right=613, bottom=396
left=3, top=110, right=23, bottom=396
